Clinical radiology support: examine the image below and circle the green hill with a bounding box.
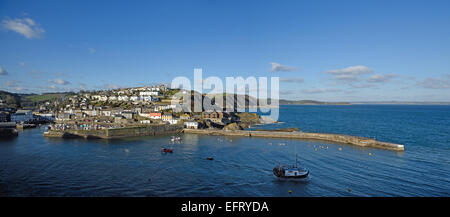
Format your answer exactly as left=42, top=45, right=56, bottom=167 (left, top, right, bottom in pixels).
left=0, top=90, right=73, bottom=109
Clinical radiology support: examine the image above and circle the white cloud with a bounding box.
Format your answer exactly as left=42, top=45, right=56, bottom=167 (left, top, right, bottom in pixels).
left=280, top=77, right=304, bottom=83
left=79, top=83, right=87, bottom=90
left=2, top=80, right=25, bottom=92
left=350, top=83, right=376, bottom=89
left=4, top=80, right=18, bottom=87
left=24, top=18, right=35, bottom=26
left=0, top=67, right=8, bottom=75
left=101, top=84, right=121, bottom=90
left=55, top=72, right=68, bottom=77
left=326, top=65, right=373, bottom=82
left=417, top=78, right=450, bottom=89
left=301, top=88, right=342, bottom=94
left=367, top=73, right=397, bottom=83
left=46, top=85, right=75, bottom=92
left=1, top=17, right=45, bottom=39
left=270, top=62, right=296, bottom=72
left=280, top=90, right=295, bottom=95
left=28, top=70, right=43, bottom=79
left=49, top=78, right=70, bottom=85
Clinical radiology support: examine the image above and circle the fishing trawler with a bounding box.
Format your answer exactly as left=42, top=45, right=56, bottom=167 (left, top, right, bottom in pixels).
left=273, top=154, right=309, bottom=179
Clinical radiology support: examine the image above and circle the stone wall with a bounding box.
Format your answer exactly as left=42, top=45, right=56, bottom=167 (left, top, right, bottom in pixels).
left=0, top=128, right=18, bottom=137
left=105, top=124, right=182, bottom=138
left=44, top=124, right=183, bottom=139
left=183, top=129, right=404, bottom=151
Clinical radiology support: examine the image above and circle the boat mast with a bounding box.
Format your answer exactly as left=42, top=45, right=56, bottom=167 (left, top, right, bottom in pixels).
left=296, top=153, right=298, bottom=168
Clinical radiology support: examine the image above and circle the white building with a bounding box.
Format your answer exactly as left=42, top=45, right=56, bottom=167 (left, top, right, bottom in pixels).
left=140, top=120, right=151, bottom=124
left=184, top=121, right=198, bottom=129
left=142, top=96, right=152, bottom=102
left=140, top=91, right=159, bottom=96
left=138, top=112, right=150, bottom=118
left=118, top=95, right=129, bottom=101
left=167, top=119, right=179, bottom=125
left=37, top=113, right=55, bottom=121
left=85, top=110, right=97, bottom=116
left=159, top=104, right=176, bottom=110
left=122, top=111, right=134, bottom=119
left=130, top=96, right=139, bottom=101
left=101, top=110, right=111, bottom=117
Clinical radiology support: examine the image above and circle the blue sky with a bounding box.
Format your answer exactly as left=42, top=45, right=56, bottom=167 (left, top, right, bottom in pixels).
left=1, top=0, right=450, bottom=101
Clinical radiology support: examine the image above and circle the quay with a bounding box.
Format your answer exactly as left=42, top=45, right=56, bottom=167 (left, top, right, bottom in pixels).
left=44, top=124, right=183, bottom=139
left=183, top=129, right=405, bottom=151
left=16, top=123, right=37, bottom=130
left=0, top=122, right=19, bottom=138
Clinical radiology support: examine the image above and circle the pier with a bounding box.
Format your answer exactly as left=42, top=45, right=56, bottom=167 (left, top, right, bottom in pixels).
left=183, top=129, right=405, bottom=151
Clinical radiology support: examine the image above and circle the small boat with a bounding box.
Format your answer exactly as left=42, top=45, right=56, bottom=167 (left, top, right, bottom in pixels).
left=170, top=136, right=181, bottom=142
left=206, top=157, right=214, bottom=160
left=273, top=154, right=309, bottom=179
left=161, top=148, right=173, bottom=153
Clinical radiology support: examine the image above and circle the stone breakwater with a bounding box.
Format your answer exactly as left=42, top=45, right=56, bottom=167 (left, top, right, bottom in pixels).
left=43, top=125, right=404, bottom=151
left=183, top=129, right=405, bottom=151
left=44, top=124, right=183, bottom=139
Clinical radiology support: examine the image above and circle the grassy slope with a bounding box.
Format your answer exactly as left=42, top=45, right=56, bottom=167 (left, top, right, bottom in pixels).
left=22, top=93, right=68, bottom=103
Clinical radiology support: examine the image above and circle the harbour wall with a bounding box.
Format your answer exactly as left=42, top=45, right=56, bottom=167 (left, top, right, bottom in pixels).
left=0, top=128, right=19, bottom=138
left=44, top=124, right=183, bottom=139
left=43, top=125, right=404, bottom=151
left=183, top=129, right=405, bottom=151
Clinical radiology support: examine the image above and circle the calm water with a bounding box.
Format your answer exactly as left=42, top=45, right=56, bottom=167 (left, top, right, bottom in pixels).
left=0, top=105, right=449, bottom=196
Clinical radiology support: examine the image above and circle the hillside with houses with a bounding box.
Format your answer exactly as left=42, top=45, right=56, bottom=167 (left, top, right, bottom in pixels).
left=1, top=84, right=268, bottom=135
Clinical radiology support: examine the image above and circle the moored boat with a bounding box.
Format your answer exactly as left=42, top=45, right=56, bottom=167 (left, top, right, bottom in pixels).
left=161, top=148, right=173, bottom=153
left=273, top=154, right=309, bottom=179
